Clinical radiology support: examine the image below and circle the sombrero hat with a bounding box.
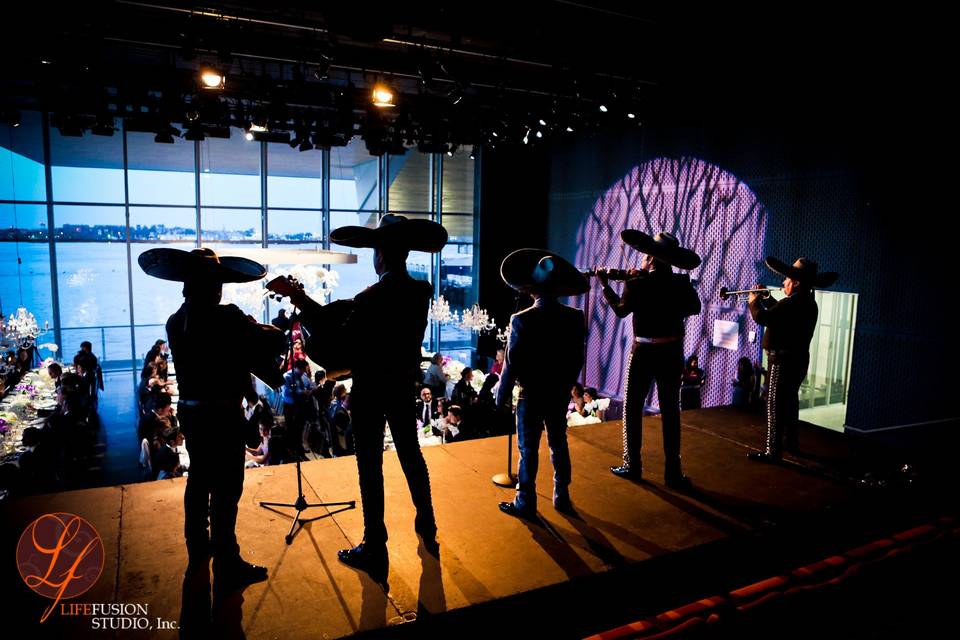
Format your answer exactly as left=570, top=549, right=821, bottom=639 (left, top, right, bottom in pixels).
left=620, top=230, right=702, bottom=270
left=138, top=247, right=267, bottom=283
left=500, top=248, right=590, bottom=297
left=330, top=213, right=447, bottom=253
left=764, top=256, right=839, bottom=288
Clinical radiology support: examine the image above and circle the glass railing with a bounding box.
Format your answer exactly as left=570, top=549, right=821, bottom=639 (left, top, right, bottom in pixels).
left=58, top=323, right=166, bottom=372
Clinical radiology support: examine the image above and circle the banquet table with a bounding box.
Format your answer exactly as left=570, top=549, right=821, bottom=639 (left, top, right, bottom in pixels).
left=0, top=367, right=60, bottom=499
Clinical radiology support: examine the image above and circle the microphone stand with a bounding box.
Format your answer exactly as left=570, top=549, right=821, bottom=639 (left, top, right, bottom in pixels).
left=260, top=298, right=356, bottom=545
left=492, top=291, right=522, bottom=488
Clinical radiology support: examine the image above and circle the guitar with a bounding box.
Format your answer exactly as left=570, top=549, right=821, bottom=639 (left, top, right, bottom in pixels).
left=266, top=276, right=355, bottom=380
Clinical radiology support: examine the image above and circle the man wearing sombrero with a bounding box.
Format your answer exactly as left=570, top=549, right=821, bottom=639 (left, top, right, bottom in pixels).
left=598, top=231, right=701, bottom=489
left=329, top=214, right=447, bottom=581
left=747, top=257, right=838, bottom=462
left=138, top=247, right=287, bottom=590
left=496, top=249, right=587, bottom=519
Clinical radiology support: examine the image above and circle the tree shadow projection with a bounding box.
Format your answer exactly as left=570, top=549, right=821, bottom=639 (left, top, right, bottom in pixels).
left=574, top=157, right=768, bottom=408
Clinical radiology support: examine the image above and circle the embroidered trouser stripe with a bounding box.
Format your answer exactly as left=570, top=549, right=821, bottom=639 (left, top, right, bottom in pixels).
left=765, top=363, right=781, bottom=456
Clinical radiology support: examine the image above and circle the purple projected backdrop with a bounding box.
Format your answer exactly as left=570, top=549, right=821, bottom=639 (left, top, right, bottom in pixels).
left=574, top=157, right=768, bottom=409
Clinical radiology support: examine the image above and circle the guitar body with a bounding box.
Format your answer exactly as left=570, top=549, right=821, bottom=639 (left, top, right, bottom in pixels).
left=297, top=299, right=356, bottom=380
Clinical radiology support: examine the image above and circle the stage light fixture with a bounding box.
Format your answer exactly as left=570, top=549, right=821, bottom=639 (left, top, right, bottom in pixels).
left=535, top=130, right=543, bottom=139
left=538, top=118, right=547, bottom=126
left=627, top=112, right=636, bottom=119
left=522, top=128, right=530, bottom=145
left=599, top=104, right=608, bottom=113
left=469, top=148, right=476, bottom=160
left=314, top=54, right=332, bottom=81
left=2, top=110, right=21, bottom=127
left=200, top=68, right=225, bottom=90
left=566, top=125, right=574, bottom=132
left=155, top=131, right=175, bottom=144
left=491, top=130, right=499, bottom=138
left=91, top=116, right=116, bottom=136
left=245, top=130, right=254, bottom=141
left=183, top=125, right=205, bottom=141
left=371, top=83, right=396, bottom=108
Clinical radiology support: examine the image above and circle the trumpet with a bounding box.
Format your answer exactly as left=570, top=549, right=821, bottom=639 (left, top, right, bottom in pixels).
left=718, top=286, right=780, bottom=302
left=580, top=267, right=638, bottom=281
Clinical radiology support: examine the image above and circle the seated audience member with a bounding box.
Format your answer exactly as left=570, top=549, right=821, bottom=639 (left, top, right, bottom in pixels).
left=246, top=422, right=272, bottom=467
left=415, top=386, right=439, bottom=428
left=153, top=427, right=183, bottom=480
left=46, top=362, right=63, bottom=389
left=680, top=355, right=706, bottom=410
left=328, top=383, right=353, bottom=456
left=16, top=346, right=34, bottom=376
left=489, top=348, right=505, bottom=377
left=423, top=353, right=447, bottom=398
left=732, top=356, right=757, bottom=407
left=580, top=387, right=602, bottom=418
left=451, top=367, right=478, bottom=408
left=569, top=382, right=585, bottom=415
left=474, top=373, right=500, bottom=438
left=436, top=405, right=465, bottom=443
left=48, top=373, right=92, bottom=464
left=139, top=392, right=176, bottom=443
left=436, top=397, right=448, bottom=418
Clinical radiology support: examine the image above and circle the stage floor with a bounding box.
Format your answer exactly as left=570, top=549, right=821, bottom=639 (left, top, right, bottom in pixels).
left=2, top=410, right=897, bottom=638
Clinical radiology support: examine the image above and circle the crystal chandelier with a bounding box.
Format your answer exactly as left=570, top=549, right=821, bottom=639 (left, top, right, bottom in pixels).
left=458, top=304, right=497, bottom=334
left=428, top=295, right=454, bottom=324
left=2, top=307, right=48, bottom=348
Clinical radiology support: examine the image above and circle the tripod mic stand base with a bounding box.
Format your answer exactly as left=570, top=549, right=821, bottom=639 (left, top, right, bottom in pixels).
left=492, top=472, right=516, bottom=488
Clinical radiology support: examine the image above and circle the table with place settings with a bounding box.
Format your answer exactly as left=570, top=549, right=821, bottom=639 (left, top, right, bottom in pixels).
left=0, top=367, right=60, bottom=500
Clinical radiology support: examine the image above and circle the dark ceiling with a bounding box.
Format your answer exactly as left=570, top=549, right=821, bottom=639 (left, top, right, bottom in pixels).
left=1, top=2, right=950, bottom=155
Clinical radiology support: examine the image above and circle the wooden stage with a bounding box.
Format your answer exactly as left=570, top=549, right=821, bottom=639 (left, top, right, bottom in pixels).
left=3, top=408, right=935, bottom=639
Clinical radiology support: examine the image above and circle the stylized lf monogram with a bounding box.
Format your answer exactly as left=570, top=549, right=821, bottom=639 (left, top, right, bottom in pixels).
left=16, top=513, right=105, bottom=622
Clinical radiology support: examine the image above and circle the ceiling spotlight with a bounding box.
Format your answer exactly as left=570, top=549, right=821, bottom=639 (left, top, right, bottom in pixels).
left=248, top=123, right=268, bottom=133
left=298, top=137, right=314, bottom=152
left=200, top=68, right=225, bottom=90
left=185, top=108, right=200, bottom=122
left=538, top=118, right=547, bottom=126
left=627, top=112, right=636, bottom=119
left=244, top=130, right=254, bottom=141
left=522, top=128, right=530, bottom=145
left=371, top=83, right=396, bottom=108
left=469, top=148, right=476, bottom=160
left=599, top=104, right=608, bottom=113
left=535, top=130, right=543, bottom=139
left=491, top=130, right=499, bottom=138
left=565, top=125, right=574, bottom=133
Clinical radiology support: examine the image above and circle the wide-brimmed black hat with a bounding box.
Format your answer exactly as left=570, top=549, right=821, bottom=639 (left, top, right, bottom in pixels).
left=620, top=230, right=702, bottom=270
left=330, top=213, right=448, bottom=252
left=500, top=248, right=590, bottom=297
left=138, top=247, right=266, bottom=283
left=765, top=256, right=839, bottom=288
